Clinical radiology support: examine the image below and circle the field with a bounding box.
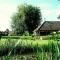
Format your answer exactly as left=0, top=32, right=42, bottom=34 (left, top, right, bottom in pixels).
left=0, top=35, right=60, bottom=60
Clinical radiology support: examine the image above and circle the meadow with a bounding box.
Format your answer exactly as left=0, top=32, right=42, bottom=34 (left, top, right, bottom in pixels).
left=0, top=35, right=60, bottom=60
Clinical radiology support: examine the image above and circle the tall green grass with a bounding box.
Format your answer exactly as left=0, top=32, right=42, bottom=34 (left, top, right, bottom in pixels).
left=1, top=36, right=33, bottom=39
left=0, top=34, right=60, bottom=60
left=0, top=38, right=60, bottom=60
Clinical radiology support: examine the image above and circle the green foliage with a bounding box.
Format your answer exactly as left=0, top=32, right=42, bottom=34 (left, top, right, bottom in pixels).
left=58, top=15, right=60, bottom=19
left=1, top=36, right=33, bottom=40
left=1, top=34, right=60, bottom=60
left=0, top=38, right=60, bottom=60
left=11, top=4, right=42, bottom=35
left=1, top=36, right=20, bottom=39
left=23, top=31, right=29, bottom=36
left=0, top=39, right=59, bottom=54
left=49, top=31, right=60, bottom=40
left=0, top=30, right=9, bottom=38
left=24, top=5, right=42, bottom=34
left=0, top=39, right=48, bottom=56
left=57, top=30, right=60, bottom=34
left=0, top=37, right=60, bottom=60
left=0, top=31, right=2, bottom=39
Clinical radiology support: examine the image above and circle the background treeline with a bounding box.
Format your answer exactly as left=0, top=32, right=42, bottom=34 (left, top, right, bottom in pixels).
left=0, top=29, right=9, bottom=38
left=0, top=31, right=8, bottom=36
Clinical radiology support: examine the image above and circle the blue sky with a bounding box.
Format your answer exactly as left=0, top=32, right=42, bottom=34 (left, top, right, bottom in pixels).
left=0, top=0, right=60, bottom=31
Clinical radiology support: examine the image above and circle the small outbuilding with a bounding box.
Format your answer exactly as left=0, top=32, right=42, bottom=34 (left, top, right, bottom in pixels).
left=34, top=21, right=60, bottom=35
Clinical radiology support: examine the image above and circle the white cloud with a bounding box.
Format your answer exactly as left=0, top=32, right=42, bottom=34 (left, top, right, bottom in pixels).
left=54, top=9, right=60, bottom=15
left=37, top=3, right=52, bottom=9
left=42, top=9, right=60, bottom=20
left=41, top=10, right=52, bottom=16
left=37, top=3, right=60, bottom=21
left=0, top=3, right=17, bottom=31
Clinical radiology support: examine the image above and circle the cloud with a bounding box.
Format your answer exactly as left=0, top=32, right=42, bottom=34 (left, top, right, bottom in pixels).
left=0, top=3, right=17, bottom=31
left=37, top=3, right=52, bottom=9
left=37, top=3, right=60, bottom=21
left=54, top=9, right=60, bottom=15
left=41, top=10, right=52, bottom=16
left=41, top=9, right=60, bottom=20
left=41, top=9, right=59, bottom=17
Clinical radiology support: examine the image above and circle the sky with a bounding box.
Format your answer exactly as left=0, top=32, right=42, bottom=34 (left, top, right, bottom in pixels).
left=0, top=0, right=60, bottom=31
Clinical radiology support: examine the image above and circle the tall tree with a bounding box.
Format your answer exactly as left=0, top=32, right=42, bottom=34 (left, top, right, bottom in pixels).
left=11, top=4, right=42, bottom=35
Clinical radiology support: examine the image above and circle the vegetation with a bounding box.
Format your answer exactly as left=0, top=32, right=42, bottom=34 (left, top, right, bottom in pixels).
left=0, top=3, right=60, bottom=60
left=11, top=4, right=42, bottom=35
left=0, top=29, right=9, bottom=37
left=58, top=15, right=60, bottom=19
left=0, top=33, right=60, bottom=60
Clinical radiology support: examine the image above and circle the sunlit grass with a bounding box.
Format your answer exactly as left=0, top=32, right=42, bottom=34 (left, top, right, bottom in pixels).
left=0, top=35, right=60, bottom=60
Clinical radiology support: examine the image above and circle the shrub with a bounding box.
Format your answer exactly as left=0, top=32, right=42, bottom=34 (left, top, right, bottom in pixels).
left=23, top=31, right=29, bottom=36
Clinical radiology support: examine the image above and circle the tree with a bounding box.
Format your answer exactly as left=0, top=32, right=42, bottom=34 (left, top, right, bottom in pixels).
left=5, top=29, right=9, bottom=36
left=11, top=4, right=42, bottom=35
left=57, top=15, right=60, bottom=19
left=0, top=31, right=2, bottom=39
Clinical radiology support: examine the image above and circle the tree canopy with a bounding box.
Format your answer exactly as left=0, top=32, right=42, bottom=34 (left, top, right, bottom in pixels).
left=11, top=4, right=42, bottom=35
left=58, top=15, right=60, bottom=19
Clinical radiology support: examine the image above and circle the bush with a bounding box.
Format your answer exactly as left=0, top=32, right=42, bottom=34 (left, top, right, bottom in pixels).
left=23, top=31, right=29, bottom=36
